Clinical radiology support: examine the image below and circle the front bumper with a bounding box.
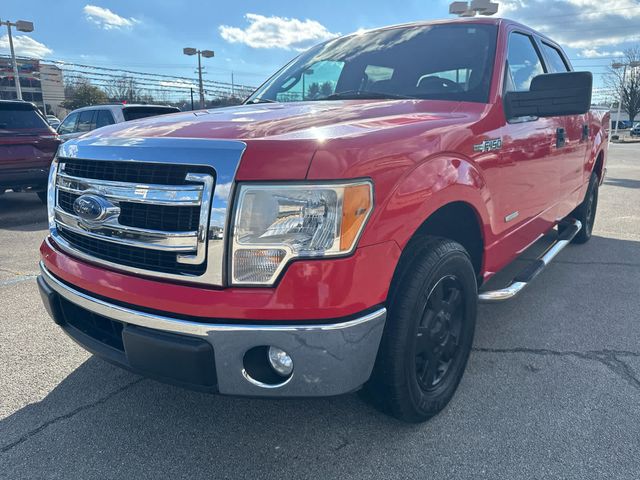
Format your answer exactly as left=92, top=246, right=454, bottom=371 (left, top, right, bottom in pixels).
left=38, top=263, right=386, bottom=397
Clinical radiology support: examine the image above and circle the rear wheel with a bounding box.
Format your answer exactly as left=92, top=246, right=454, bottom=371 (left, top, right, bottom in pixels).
left=364, top=237, right=477, bottom=423
left=568, top=173, right=599, bottom=244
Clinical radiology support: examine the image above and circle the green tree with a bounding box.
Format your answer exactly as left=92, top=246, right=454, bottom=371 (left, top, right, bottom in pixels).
left=62, top=78, right=108, bottom=110
left=307, top=82, right=321, bottom=100
left=320, top=81, right=333, bottom=98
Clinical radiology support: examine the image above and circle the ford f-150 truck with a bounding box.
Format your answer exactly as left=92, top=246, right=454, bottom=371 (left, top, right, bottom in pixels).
left=38, top=18, right=608, bottom=423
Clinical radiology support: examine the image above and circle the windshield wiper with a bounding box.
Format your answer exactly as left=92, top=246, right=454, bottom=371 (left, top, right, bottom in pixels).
left=317, top=90, right=416, bottom=101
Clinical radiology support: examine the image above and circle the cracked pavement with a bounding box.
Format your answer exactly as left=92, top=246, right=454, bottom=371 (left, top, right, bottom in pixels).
left=1, top=144, right=639, bottom=479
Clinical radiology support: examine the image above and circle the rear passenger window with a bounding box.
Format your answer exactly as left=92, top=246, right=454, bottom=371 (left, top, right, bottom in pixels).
left=541, top=43, right=570, bottom=73
left=95, top=110, right=115, bottom=128
left=505, top=33, right=545, bottom=92
left=76, top=110, right=95, bottom=133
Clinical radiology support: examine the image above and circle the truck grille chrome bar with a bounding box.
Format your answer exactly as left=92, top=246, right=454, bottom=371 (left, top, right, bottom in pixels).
left=48, top=137, right=246, bottom=286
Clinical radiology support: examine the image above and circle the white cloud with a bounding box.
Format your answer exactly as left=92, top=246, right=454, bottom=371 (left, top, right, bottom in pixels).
left=578, top=48, right=624, bottom=58
left=0, top=35, right=53, bottom=58
left=83, top=5, right=139, bottom=30
left=500, top=0, right=640, bottom=50
left=219, top=13, right=339, bottom=50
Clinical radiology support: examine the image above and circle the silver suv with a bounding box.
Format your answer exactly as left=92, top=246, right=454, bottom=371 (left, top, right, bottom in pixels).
left=57, top=104, right=180, bottom=141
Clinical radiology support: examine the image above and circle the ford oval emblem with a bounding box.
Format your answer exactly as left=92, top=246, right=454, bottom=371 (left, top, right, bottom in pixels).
left=73, top=194, right=116, bottom=223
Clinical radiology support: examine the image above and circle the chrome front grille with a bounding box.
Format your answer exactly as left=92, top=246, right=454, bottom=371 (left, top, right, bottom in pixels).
left=48, top=137, right=246, bottom=286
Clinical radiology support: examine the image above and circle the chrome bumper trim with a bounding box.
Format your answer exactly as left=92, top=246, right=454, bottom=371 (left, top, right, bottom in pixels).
left=40, top=263, right=387, bottom=397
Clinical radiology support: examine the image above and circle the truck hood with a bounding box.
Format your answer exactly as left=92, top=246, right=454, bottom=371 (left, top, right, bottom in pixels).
left=89, top=100, right=469, bottom=142
left=85, top=100, right=483, bottom=181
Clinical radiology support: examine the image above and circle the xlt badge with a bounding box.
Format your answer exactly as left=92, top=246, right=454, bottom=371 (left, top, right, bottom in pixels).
left=474, top=138, right=502, bottom=153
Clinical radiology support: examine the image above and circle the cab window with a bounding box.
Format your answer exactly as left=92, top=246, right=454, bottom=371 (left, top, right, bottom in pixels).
left=505, top=33, right=545, bottom=92
left=76, top=110, right=96, bottom=133
left=541, top=42, right=570, bottom=73
left=95, top=110, right=115, bottom=128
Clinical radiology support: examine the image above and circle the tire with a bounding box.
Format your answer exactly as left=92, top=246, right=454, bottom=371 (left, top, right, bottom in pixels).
left=569, top=173, right=599, bottom=244
left=37, top=190, right=48, bottom=205
left=363, top=237, right=477, bottom=423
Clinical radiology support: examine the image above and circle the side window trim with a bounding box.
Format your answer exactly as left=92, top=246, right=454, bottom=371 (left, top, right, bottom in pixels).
left=503, top=30, right=548, bottom=96
left=539, top=40, right=573, bottom=72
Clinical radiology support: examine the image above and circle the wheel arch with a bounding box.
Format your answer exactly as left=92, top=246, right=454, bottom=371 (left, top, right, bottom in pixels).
left=370, top=153, right=490, bottom=269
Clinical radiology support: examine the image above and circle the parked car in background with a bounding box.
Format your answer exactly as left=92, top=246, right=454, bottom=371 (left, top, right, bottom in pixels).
left=0, top=100, right=60, bottom=203
left=46, top=115, right=61, bottom=129
left=631, top=124, right=640, bottom=137
left=57, top=104, right=181, bottom=141
left=612, top=120, right=632, bottom=130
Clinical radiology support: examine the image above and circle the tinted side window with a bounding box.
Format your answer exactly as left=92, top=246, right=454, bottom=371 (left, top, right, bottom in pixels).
left=505, top=33, right=545, bottom=92
left=0, top=104, right=49, bottom=130
left=76, top=110, right=95, bottom=133
left=541, top=43, right=570, bottom=73
left=95, top=110, right=115, bottom=128
left=122, top=107, right=180, bottom=121
left=58, top=112, right=79, bottom=135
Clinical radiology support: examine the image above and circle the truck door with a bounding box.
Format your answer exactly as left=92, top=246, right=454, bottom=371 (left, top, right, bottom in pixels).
left=538, top=40, right=587, bottom=216
left=496, top=32, right=565, bottom=245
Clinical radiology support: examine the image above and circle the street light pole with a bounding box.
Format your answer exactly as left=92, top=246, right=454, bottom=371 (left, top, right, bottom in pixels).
left=1, top=19, right=34, bottom=101
left=183, top=47, right=214, bottom=109
left=5, top=22, right=22, bottom=100
left=613, top=64, right=627, bottom=138
left=197, top=51, right=204, bottom=108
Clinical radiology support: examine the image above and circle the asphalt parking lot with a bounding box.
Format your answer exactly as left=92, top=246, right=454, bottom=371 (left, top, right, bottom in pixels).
left=1, top=144, right=639, bottom=479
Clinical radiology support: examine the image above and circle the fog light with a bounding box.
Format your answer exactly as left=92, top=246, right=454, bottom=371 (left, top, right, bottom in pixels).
left=268, top=346, right=293, bottom=377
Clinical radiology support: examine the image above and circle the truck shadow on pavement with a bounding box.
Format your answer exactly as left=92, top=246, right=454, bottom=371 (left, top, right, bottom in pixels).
left=604, top=177, right=640, bottom=190
left=0, top=192, right=47, bottom=230
left=2, top=234, right=640, bottom=478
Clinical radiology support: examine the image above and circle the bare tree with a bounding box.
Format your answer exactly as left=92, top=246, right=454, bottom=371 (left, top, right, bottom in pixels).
left=606, top=48, right=640, bottom=123
left=104, top=75, right=141, bottom=103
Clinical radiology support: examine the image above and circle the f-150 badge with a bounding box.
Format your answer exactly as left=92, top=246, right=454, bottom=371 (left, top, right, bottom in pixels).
left=473, top=138, right=502, bottom=153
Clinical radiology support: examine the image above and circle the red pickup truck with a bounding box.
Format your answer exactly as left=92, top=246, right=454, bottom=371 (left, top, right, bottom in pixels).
left=38, top=18, right=608, bottom=422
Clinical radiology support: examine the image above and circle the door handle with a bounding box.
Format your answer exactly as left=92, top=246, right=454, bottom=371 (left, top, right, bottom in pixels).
left=556, top=128, right=566, bottom=148
left=582, top=124, right=589, bottom=141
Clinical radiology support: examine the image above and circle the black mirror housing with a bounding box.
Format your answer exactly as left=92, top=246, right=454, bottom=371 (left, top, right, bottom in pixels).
left=504, top=72, right=593, bottom=119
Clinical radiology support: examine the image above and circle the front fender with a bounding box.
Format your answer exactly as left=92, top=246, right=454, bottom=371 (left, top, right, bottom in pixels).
left=359, top=152, right=493, bottom=250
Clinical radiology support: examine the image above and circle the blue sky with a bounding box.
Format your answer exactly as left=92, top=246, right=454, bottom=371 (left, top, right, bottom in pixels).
left=2, top=0, right=639, bottom=95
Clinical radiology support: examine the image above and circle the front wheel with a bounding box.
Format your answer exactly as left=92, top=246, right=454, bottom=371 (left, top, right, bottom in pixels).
left=364, top=237, right=477, bottom=423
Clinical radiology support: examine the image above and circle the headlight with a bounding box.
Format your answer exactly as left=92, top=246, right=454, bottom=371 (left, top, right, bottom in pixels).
left=231, top=181, right=373, bottom=285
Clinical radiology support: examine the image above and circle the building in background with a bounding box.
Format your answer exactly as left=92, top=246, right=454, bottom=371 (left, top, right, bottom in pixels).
left=0, top=56, right=65, bottom=117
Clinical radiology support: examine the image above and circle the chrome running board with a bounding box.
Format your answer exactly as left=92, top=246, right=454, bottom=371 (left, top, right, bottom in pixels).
left=478, top=219, right=582, bottom=303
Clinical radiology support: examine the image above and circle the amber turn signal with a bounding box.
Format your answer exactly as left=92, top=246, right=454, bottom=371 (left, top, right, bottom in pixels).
left=340, top=184, right=372, bottom=250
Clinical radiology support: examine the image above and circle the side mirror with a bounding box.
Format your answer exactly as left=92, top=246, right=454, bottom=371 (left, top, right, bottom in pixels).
left=504, top=72, right=592, bottom=119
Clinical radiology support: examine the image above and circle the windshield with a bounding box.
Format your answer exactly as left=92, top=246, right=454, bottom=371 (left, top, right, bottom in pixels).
left=247, top=23, right=498, bottom=104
